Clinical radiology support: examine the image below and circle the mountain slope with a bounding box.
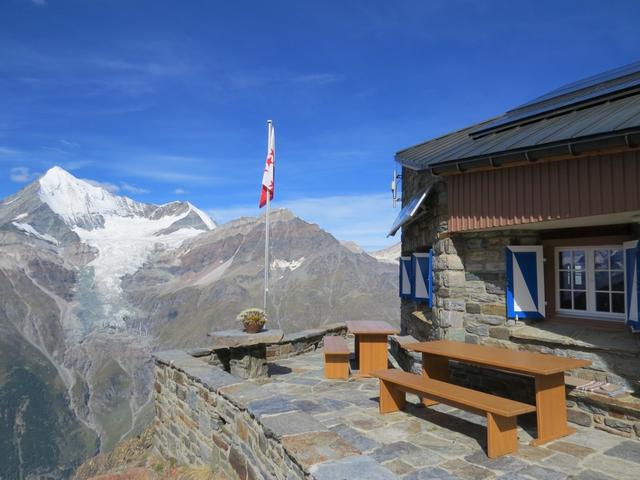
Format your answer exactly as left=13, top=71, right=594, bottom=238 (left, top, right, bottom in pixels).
left=124, top=209, right=399, bottom=347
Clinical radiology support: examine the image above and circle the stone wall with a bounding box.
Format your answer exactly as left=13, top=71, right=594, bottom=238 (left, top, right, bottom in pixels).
left=187, top=323, right=347, bottom=379
left=153, top=348, right=397, bottom=480
left=153, top=350, right=308, bottom=479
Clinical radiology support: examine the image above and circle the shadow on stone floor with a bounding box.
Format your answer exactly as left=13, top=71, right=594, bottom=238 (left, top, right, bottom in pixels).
left=268, top=364, right=293, bottom=376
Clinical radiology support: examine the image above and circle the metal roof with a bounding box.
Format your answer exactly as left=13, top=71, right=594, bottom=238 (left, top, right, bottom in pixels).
left=396, top=63, right=640, bottom=173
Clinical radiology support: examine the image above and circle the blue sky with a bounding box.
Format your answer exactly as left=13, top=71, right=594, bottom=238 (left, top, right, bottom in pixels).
left=1, top=0, right=639, bottom=250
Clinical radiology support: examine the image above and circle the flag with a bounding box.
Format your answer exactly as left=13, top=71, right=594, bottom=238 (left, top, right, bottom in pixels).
left=259, top=122, right=275, bottom=208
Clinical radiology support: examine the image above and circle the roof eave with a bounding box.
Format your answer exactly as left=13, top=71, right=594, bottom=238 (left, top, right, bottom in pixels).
left=395, top=128, right=640, bottom=174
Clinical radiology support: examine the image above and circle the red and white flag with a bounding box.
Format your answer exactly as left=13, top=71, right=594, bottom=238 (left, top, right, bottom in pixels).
left=259, top=122, right=275, bottom=208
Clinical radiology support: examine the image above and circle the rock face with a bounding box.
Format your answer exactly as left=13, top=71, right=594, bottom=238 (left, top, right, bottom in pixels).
left=0, top=167, right=398, bottom=479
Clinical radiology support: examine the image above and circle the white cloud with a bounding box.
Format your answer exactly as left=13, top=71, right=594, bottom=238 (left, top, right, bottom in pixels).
left=173, top=188, right=188, bottom=195
left=208, top=192, right=399, bottom=251
left=10, top=166, right=39, bottom=183
left=121, top=182, right=149, bottom=194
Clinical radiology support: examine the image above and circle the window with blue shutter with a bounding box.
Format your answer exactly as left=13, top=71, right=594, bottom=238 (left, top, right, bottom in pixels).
left=623, top=240, right=640, bottom=332
left=412, top=250, right=433, bottom=307
left=399, top=256, right=413, bottom=299
left=506, top=246, right=545, bottom=319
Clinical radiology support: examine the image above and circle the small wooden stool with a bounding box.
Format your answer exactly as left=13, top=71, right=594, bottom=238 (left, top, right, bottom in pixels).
left=323, top=336, right=350, bottom=380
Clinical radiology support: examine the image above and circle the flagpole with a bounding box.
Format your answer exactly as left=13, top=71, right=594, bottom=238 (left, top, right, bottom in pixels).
left=263, top=120, right=272, bottom=312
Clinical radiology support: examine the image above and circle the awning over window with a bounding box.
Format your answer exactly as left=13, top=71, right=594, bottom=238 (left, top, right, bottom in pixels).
left=388, top=186, right=432, bottom=237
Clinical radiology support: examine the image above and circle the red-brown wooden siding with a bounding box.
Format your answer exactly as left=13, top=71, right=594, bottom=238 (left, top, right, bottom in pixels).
left=448, top=151, right=640, bottom=232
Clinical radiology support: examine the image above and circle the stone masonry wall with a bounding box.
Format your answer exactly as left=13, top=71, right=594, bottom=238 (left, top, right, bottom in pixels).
left=153, top=349, right=398, bottom=480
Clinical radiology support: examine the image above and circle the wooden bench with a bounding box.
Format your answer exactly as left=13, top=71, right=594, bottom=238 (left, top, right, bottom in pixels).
left=323, top=336, right=350, bottom=380
left=372, top=369, right=536, bottom=458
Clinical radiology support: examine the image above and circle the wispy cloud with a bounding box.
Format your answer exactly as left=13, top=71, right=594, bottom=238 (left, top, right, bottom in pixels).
left=208, top=192, right=398, bottom=251
left=10, top=166, right=40, bottom=183
left=121, top=182, right=149, bottom=194
left=31, top=0, right=47, bottom=6
left=173, top=188, right=188, bottom=195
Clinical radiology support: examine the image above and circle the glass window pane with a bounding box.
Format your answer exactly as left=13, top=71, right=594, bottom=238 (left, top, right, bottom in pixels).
left=574, top=291, right=587, bottom=310
left=611, top=250, right=624, bottom=270
left=595, top=271, right=610, bottom=291
left=594, top=250, right=609, bottom=269
left=558, top=271, right=571, bottom=289
left=573, top=251, right=585, bottom=270
left=560, top=291, right=572, bottom=309
left=611, top=271, right=624, bottom=292
left=559, top=251, right=572, bottom=269
left=612, top=293, right=625, bottom=314
left=596, top=292, right=610, bottom=312
left=573, top=271, right=586, bottom=290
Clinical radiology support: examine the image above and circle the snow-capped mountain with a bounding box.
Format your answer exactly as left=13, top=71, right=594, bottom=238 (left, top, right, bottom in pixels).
left=2, top=166, right=216, bottom=330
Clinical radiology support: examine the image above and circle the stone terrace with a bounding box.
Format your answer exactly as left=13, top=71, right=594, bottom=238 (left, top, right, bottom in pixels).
left=253, top=343, right=640, bottom=480
left=153, top=339, right=640, bottom=480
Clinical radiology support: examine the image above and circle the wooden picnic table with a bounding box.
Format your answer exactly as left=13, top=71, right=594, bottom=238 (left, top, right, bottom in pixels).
left=404, top=340, right=591, bottom=446
left=346, top=321, right=399, bottom=377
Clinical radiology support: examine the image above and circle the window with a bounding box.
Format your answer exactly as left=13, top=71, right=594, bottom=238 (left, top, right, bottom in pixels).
left=556, top=246, right=625, bottom=320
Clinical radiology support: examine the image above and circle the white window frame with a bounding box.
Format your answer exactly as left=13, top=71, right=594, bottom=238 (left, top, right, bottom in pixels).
left=554, top=245, right=625, bottom=322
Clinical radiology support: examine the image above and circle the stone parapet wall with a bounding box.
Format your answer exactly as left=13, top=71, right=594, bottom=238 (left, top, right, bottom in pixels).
left=186, top=323, right=347, bottom=379
left=153, top=350, right=306, bottom=479
left=152, top=349, right=397, bottom=480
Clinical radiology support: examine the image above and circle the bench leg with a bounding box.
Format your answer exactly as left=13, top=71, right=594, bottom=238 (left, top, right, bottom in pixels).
left=486, top=412, right=518, bottom=458
left=379, top=380, right=406, bottom=414
left=325, top=354, right=349, bottom=380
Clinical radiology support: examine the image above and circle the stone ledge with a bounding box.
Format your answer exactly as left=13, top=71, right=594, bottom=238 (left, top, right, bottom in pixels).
left=510, top=323, right=640, bottom=355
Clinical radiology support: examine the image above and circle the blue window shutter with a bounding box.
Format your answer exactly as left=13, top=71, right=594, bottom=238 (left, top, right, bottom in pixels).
left=412, top=250, right=433, bottom=307
left=399, top=256, right=413, bottom=299
left=624, top=240, right=640, bottom=332
left=506, top=246, right=545, bottom=319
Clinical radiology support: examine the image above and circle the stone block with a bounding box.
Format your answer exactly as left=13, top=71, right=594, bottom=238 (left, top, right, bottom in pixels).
left=465, top=334, right=479, bottom=344
left=281, top=431, right=361, bottom=471
left=247, top=395, right=298, bottom=418
left=489, top=326, right=511, bottom=340
left=465, top=303, right=481, bottom=314
left=436, top=309, right=464, bottom=328
left=311, top=455, right=398, bottom=480
left=604, top=417, right=634, bottom=434
left=480, top=303, right=506, bottom=316
left=567, top=408, right=592, bottom=427
left=261, top=411, right=327, bottom=439
left=433, top=254, right=463, bottom=271
left=465, top=323, right=489, bottom=337
left=442, top=298, right=465, bottom=311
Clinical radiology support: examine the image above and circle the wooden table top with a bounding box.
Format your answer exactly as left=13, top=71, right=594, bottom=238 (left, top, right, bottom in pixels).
left=346, top=320, right=399, bottom=335
left=404, top=340, right=591, bottom=376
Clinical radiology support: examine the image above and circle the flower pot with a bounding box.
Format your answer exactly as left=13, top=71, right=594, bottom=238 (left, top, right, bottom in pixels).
left=243, top=322, right=264, bottom=334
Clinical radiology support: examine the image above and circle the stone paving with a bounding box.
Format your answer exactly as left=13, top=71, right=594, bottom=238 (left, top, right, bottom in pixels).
left=251, top=345, right=640, bottom=480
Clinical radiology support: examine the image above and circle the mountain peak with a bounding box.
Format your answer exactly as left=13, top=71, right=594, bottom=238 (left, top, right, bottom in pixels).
left=38, top=166, right=144, bottom=227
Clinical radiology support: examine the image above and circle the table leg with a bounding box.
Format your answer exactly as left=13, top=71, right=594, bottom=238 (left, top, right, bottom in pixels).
left=531, top=372, right=574, bottom=446
left=421, top=353, right=449, bottom=407
left=357, top=334, right=389, bottom=376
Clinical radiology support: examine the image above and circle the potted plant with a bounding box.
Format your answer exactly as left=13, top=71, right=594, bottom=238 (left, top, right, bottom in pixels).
left=237, top=308, right=267, bottom=333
